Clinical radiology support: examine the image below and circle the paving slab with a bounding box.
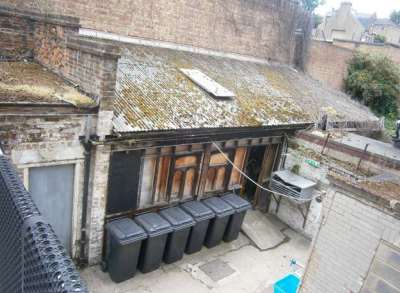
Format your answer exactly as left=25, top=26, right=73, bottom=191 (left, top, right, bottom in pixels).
left=242, top=210, right=287, bottom=250
left=199, top=259, right=236, bottom=282
left=81, top=218, right=311, bottom=293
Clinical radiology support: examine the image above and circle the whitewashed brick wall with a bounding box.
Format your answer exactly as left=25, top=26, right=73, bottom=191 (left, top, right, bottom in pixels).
left=301, top=186, right=400, bottom=293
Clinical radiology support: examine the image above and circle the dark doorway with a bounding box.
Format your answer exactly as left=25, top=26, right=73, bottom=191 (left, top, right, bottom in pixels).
left=244, top=145, right=266, bottom=203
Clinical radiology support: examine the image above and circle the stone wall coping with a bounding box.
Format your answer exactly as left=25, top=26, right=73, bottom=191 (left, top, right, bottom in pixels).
left=297, top=132, right=400, bottom=170
left=328, top=175, right=400, bottom=219
left=0, top=4, right=80, bottom=28
left=65, top=36, right=121, bottom=59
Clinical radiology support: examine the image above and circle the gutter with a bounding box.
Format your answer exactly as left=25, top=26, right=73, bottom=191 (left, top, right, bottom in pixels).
left=95, top=123, right=314, bottom=145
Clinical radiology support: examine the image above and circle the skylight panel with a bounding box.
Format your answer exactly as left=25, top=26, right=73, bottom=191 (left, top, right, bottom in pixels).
left=180, top=69, right=235, bottom=98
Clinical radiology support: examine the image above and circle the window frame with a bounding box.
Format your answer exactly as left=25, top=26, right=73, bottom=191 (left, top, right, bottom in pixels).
left=139, top=147, right=204, bottom=208
left=203, top=149, right=235, bottom=197
left=166, top=152, right=203, bottom=203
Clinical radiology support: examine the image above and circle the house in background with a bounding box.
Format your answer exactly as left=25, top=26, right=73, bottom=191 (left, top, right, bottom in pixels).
left=367, top=19, right=400, bottom=44
left=315, top=1, right=400, bottom=45
left=314, top=2, right=370, bottom=42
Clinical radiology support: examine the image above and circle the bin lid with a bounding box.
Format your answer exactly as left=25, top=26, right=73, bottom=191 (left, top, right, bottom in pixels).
left=135, top=212, right=173, bottom=237
left=181, top=201, right=215, bottom=221
left=221, top=194, right=252, bottom=213
left=106, top=218, right=147, bottom=245
left=202, top=197, right=234, bottom=218
left=159, top=207, right=195, bottom=231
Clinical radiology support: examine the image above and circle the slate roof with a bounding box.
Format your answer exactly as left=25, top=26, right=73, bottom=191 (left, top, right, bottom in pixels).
left=0, top=62, right=96, bottom=108
left=373, top=19, right=398, bottom=27
left=113, top=45, right=377, bottom=133
left=356, top=15, right=376, bottom=29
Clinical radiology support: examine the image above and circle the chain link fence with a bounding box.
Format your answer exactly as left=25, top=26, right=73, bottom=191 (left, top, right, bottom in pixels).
left=0, top=156, right=88, bottom=293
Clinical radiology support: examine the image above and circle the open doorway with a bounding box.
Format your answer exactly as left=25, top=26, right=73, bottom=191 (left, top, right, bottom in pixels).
left=244, top=145, right=266, bottom=204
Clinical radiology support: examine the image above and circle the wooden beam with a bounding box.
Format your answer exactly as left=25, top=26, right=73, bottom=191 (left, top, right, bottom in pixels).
left=197, top=143, right=212, bottom=199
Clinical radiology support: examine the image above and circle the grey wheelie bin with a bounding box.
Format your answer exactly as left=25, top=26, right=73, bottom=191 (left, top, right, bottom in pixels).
left=221, top=193, right=251, bottom=242
left=135, top=213, right=173, bottom=273
left=105, top=218, right=147, bottom=283
left=181, top=200, right=215, bottom=254
left=159, top=206, right=195, bottom=264
left=202, top=197, right=234, bottom=248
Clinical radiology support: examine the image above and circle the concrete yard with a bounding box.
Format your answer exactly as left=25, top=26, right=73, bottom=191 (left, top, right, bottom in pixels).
left=81, top=213, right=311, bottom=293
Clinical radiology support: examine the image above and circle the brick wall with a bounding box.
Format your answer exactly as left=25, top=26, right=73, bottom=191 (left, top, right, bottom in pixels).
left=0, top=113, right=94, bottom=260
left=301, top=182, right=400, bottom=292
left=0, top=6, right=119, bottom=264
left=0, top=6, right=120, bottom=111
left=306, top=39, right=400, bottom=91
left=297, top=132, right=400, bottom=175
left=0, top=7, right=34, bottom=59
left=305, top=40, right=353, bottom=91
left=0, top=0, right=308, bottom=64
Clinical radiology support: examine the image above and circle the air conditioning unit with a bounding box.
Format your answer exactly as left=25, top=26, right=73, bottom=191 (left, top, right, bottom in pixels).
left=269, top=170, right=316, bottom=200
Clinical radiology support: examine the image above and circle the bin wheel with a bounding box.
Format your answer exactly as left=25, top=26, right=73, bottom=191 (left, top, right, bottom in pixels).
left=101, top=261, right=108, bottom=272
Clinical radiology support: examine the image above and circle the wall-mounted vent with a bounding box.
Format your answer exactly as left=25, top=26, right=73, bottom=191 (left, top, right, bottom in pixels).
left=269, top=170, right=316, bottom=200
left=180, top=69, right=235, bottom=98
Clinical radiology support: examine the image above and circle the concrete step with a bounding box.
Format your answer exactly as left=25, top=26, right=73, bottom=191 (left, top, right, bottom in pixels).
left=242, top=209, right=287, bottom=250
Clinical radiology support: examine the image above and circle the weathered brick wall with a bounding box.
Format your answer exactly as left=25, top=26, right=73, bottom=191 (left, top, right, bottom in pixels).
left=306, top=39, right=400, bottom=91
left=1, top=0, right=308, bottom=64
left=297, top=132, right=400, bottom=175
left=0, top=6, right=119, bottom=265
left=305, top=40, right=353, bottom=91
left=0, top=6, right=120, bottom=110
left=301, top=183, right=400, bottom=293
left=0, top=113, right=93, bottom=260
left=0, top=114, right=90, bottom=158
left=0, top=8, right=34, bottom=59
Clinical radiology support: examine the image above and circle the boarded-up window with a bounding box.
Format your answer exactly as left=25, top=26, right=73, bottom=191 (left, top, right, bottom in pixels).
left=139, top=148, right=202, bottom=208
left=154, top=156, right=171, bottom=203
left=229, top=147, right=247, bottom=188
left=170, top=155, right=200, bottom=201
left=205, top=152, right=231, bottom=193
left=107, top=150, right=142, bottom=214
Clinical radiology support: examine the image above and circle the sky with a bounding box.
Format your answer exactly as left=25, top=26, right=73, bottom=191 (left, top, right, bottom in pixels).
left=315, top=0, right=398, bottom=18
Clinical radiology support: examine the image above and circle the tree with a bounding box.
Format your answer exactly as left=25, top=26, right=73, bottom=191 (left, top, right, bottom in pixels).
left=390, top=10, right=400, bottom=25
left=313, top=14, right=323, bottom=29
left=301, top=0, right=325, bottom=12
left=344, top=52, right=399, bottom=120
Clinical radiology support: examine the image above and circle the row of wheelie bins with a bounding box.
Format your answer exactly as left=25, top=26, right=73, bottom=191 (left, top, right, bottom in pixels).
left=104, top=194, right=251, bottom=283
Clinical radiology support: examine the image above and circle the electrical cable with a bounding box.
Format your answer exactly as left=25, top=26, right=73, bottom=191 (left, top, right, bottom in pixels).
left=211, top=141, right=318, bottom=203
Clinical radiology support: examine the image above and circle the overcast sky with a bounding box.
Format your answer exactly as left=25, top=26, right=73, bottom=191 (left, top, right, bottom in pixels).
left=315, top=0, right=398, bottom=18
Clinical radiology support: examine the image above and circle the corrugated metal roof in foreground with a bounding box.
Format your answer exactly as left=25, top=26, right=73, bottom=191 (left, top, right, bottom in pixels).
left=113, top=45, right=377, bottom=133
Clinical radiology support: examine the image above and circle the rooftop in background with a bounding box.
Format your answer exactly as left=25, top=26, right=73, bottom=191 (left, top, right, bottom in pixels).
left=373, top=18, right=398, bottom=27
left=355, top=13, right=376, bottom=29
left=0, top=62, right=96, bottom=108
left=113, top=43, right=377, bottom=133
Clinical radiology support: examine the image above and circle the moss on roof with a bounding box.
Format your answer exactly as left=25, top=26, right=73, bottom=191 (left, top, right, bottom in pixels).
left=0, top=62, right=96, bottom=108
left=113, top=44, right=377, bottom=132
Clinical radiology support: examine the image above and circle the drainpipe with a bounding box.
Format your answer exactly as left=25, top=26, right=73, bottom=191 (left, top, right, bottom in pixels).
left=79, top=116, right=93, bottom=267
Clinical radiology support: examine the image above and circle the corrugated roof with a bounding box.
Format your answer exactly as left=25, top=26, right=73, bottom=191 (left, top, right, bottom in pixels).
left=0, top=62, right=96, bottom=108
left=113, top=45, right=377, bottom=133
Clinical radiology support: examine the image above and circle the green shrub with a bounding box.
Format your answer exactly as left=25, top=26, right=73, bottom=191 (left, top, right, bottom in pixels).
left=374, top=34, right=386, bottom=44
left=291, top=164, right=301, bottom=174
left=344, top=51, right=399, bottom=119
